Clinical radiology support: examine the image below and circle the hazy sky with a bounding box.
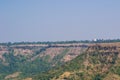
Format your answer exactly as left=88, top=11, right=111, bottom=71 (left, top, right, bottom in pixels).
left=0, top=0, right=120, bottom=42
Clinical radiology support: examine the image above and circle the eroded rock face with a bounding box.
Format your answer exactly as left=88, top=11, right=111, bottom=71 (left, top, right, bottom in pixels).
left=87, top=43, right=120, bottom=53
left=0, top=44, right=87, bottom=63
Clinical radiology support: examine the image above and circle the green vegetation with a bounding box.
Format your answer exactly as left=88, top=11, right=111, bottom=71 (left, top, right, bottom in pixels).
left=33, top=48, right=120, bottom=80
left=0, top=50, right=51, bottom=79
left=0, top=41, right=120, bottom=80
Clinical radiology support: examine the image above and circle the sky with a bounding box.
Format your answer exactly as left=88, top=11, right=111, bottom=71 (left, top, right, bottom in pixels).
left=0, top=0, right=120, bottom=42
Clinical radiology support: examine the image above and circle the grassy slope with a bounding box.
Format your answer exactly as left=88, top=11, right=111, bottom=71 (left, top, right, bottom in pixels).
left=33, top=49, right=120, bottom=80
left=0, top=48, right=75, bottom=80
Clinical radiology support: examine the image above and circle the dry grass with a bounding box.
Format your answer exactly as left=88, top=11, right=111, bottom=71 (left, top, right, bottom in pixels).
left=5, top=72, right=21, bottom=79
left=23, top=78, right=32, bottom=80
left=104, top=73, right=120, bottom=80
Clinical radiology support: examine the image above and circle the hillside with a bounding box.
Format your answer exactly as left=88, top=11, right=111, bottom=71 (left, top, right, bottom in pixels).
left=33, top=43, right=120, bottom=80
left=1, top=42, right=120, bottom=80
left=0, top=43, right=87, bottom=80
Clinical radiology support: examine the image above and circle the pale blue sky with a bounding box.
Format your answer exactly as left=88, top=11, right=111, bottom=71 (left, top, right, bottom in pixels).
left=0, top=0, right=120, bottom=42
